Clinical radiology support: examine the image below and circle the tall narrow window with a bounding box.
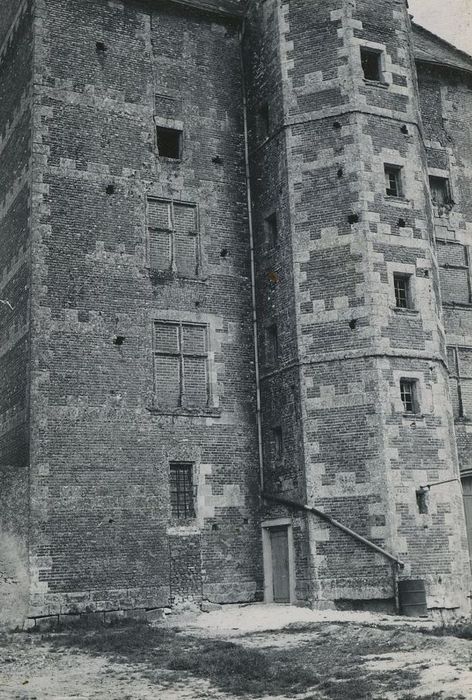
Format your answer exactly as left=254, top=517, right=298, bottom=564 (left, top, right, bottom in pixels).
left=156, top=126, right=182, bottom=159
left=264, top=212, right=278, bottom=247
left=400, top=379, right=418, bottom=414
left=393, top=274, right=412, bottom=309
left=385, top=165, right=403, bottom=198
left=258, top=102, right=270, bottom=140
left=154, top=321, right=209, bottom=408
left=272, top=426, right=283, bottom=462
left=147, top=199, right=199, bottom=278
left=169, top=463, right=195, bottom=519
left=360, top=47, right=382, bottom=81
left=265, top=324, right=279, bottom=365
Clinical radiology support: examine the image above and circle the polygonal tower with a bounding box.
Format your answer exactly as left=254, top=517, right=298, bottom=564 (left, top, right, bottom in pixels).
left=244, top=0, right=471, bottom=613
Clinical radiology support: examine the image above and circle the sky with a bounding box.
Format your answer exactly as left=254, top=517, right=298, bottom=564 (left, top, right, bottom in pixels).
left=409, top=0, right=472, bottom=55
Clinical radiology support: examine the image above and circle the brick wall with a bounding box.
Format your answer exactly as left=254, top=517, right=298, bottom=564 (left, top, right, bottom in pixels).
left=417, top=62, right=472, bottom=488
left=0, top=0, right=34, bottom=626
left=27, top=0, right=262, bottom=618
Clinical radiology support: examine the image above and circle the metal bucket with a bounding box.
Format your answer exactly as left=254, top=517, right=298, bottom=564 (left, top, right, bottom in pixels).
left=398, top=579, right=428, bottom=617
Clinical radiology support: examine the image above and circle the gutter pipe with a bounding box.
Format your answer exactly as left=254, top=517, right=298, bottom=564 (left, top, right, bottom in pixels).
left=240, top=17, right=264, bottom=490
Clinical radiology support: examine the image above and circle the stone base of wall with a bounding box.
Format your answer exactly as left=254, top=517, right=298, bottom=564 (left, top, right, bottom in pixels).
left=24, top=606, right=168, bottom=631
left=202, top=581, right=260, bottom=604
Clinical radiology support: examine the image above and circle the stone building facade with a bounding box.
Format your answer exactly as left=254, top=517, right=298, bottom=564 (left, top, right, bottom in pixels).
left=0, top=0, right=471, bottom=627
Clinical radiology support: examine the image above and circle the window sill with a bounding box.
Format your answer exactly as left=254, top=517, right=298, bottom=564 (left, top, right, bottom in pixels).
left=392, top=307, right=419, bottom=316
left=167, top=523, right=200, bottom=536
left=147, top=406, right=221, bottom=418
left=362, top=78, right=389, bottom=89
left=147, top=269, right=208, bottom=284
left=384, top=195, right=409, bottom=205
left=158, top=156, right=182, bottom=163
left=402, top=413, right=424, bottom=420
left=442, top=301, right=472, bottom=308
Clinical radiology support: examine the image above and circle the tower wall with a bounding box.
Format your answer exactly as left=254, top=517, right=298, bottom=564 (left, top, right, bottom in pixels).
left=27, top=0, right=262, bottom=621
left=416, top=60, right=472, bottom=475
left=0, top=0, right=34, bottom=627
left=246, top=0, right=470, bottom=612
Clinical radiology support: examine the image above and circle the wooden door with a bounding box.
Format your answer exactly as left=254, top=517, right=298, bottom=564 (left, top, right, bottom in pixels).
left=462, top=476, right=472, bottom=568
left=270, top=526, right=290, bottom=603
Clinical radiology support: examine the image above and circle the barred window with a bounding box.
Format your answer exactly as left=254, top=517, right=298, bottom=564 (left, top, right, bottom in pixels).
left=400, top=379, right=418, bottom=414
left=169, top=463, right=195, bottom=519
left=154, top=321, right=209, bottom=408
left=147, top=198, right=199, bottom=278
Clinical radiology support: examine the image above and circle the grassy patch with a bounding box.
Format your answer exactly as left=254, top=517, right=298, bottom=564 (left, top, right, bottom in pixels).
left=427, top=621, right=472, bottom=640
left=30, top=620, right=425, bottom=698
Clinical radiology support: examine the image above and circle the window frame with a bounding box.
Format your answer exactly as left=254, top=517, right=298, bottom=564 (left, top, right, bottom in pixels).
left=360, top=47, right=383, bottom=82
left=147, top=197, right=200, bottom=278
left=429, top=175, right=452, bottom=208
left=400, top=378, right=419, bottom=415
left=169, top=462, right=196, bottom=520
left=154, top=320, right=210, bottom=409
left=393, top=273, right=413, bottom=310
left=384, top=164, right=403, bottom=198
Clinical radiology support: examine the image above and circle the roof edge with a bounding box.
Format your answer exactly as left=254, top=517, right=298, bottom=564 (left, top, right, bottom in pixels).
left=412, top=21, right=472, bottom=75
left=150, top=0, right=244, bottom=18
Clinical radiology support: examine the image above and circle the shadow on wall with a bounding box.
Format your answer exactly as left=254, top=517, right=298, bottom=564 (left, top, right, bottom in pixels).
left=0, top=531, right=29, bottom=629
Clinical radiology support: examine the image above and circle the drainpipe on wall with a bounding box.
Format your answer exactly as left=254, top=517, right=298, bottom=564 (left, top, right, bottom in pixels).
left=240, top=16, right=264, bottom=491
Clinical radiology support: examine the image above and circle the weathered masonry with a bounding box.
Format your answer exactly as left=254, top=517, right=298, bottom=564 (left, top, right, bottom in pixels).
left=0, top=0, right=471, bottom=627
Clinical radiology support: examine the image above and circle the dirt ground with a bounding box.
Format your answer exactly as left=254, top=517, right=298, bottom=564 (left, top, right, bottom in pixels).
left=0, top=604, right=471, bottom=700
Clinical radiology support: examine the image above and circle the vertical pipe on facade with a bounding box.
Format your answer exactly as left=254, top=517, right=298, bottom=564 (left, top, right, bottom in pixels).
left=240, top=17, right=264, bottom=491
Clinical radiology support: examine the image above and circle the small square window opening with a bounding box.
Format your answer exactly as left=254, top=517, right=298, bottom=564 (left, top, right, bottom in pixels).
left=429, top=176, right=451, bottom=206
left=156, top=127, right=182, bottom=159
left=400, top=379, right=418, bottom=414
left=169, top=463, right=195, bottom=519
left=361, top=48, right=382, bottom=82
left=385, top=165, right=402, bottom=197
left=264, top=213, right=278, bottom=247
left=394, top=274, right=412, bottom=309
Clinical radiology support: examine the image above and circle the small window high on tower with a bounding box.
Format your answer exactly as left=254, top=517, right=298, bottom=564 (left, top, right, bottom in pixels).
left=156, top=126, right=183, bottom=159
left=385, top=165, right=403, bottom=197
left=394, top=274, right=412, bottom=309
left=360, top=47, right=382, bottom=82
left=429, top=176, right=451, bottom=207
left=400, top=379, right=419, bottom=414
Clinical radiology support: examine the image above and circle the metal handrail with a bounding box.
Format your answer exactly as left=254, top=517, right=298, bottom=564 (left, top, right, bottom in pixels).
left=262, top=492, right=405, bottom=568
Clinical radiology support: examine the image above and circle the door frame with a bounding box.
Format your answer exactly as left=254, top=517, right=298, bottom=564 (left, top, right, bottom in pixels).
left=261, top=518, right=296, bottom=604
left=461, top=472, right=472, bottom=570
